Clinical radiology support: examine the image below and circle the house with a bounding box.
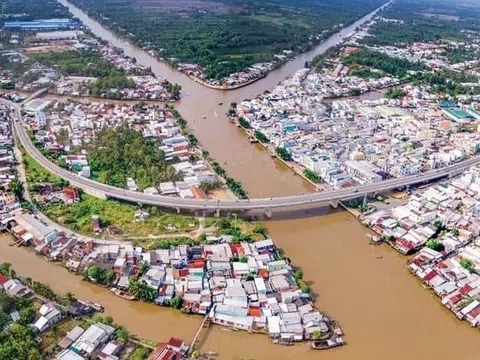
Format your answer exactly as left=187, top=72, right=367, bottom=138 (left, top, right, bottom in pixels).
left=99, top=341, right=122, bottom=360
left=34, top=303, right=63, bottom=332
left=142, top=267, right=166, bottom=290
left=63, top=187, right=79, bottom=203
left=59, top=326, right=85, bottom=349
left=3, top=278, right=31, bottom=297
left=147, top=337, right=188, bottom=360
left=70, top=323, right=115, bottom=356
left=56, top=349, right=85, bottom=360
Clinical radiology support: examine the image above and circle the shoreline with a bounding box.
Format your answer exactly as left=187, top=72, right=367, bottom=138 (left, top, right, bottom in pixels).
left=2, top=221, right=343, bottom=349
left=60, top=0, right=391, bottom=92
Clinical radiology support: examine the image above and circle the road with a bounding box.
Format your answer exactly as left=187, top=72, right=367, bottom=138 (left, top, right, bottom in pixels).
left=4, top=97, right=480, bottom=211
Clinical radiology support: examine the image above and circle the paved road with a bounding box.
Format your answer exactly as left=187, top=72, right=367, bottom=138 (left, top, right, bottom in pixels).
left=4, top=98, right=480, bottom=211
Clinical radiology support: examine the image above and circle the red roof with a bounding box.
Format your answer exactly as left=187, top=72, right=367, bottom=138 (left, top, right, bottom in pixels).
left=229, top=244, right=243, bottom=257
left=424, top=271, right=438, bottom=282
left=167, top=337, right=184, bottom=349
left=147, top=342, right=183, bottom=360
left=258, top=269, right=269, bottom=279
left=0, top=274, right=10, bottom=285
left=188, top=260, right=205, bottom=269
left=460, top=284, right=473, bottom=295
left=249, top=307, right=261, bottom=317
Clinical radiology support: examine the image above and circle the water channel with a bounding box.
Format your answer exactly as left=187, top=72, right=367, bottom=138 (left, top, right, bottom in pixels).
left=1, top=1, right=479, bottom=359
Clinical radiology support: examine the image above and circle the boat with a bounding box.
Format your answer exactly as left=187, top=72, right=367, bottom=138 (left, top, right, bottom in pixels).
left=218, top=102, right=223, bottom=105
left=330, top=320, right=344, bottom=336
left=311, top=337, right=345, bottom=350
left=110, top=287, right=136, bottom=301
left=202, top=116, right=206, bottom=119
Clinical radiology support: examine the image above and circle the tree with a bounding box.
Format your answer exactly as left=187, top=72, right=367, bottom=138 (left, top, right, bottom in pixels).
left=52, top=325, right=60, bottom=343
left=460, top=258, right=475, bottom=274
left=128, top=278, right=157, bottom=302
left=105, top=270, right=117, bottom=284
left=139, top=261, right=150, bottom=277
left=87, top=265, right=105, bottom=283
left=275, top=147, right=291, bottom=161
left=19, top=306, right=36, bottom=325
left=311, top=330, right=322, bottom=341
left=115, top=326, right=130, bottom=345
left=170, top=295, right=183, bottom=310
left=0, top=263, right=11, bottom=276
left=426, top=238, right=444, bottom=252
left=62, top=292, right=77, bottom=306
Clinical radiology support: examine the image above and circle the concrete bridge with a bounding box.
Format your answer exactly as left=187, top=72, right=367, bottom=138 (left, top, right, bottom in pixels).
left=3, top=98, right=479, bottom=214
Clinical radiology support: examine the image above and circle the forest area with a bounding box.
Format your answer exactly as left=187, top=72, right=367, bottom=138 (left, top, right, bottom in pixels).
left=0, top=0, right=71, bottom=22
left=67, top=0, right=386, bottom=79
left=88, top=125, right=183, bottom=190
left=360, top=0, right=480, bottom=47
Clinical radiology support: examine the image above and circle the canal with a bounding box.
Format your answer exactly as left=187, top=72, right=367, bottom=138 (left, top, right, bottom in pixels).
left=1, top=0, right=479, bottom=359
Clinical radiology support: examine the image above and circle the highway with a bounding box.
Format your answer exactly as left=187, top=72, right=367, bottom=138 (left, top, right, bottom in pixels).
left=4, top=97, right=480, bottom=211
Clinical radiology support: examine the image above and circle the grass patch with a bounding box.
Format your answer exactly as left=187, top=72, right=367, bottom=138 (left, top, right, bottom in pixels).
left=41, top=194, right=199, bottom=236
left=127, top=346, right=152, bottom=360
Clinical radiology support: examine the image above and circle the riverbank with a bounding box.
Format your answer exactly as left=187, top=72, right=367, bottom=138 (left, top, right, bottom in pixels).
left=8, top=1, right=480, bottom=359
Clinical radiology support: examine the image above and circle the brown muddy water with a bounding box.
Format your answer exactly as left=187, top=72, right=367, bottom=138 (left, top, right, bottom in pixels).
left=1, top=0, right=478, bottom=358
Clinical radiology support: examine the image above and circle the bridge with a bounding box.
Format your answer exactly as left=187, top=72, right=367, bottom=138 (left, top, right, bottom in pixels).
left=3, top=97, right=480, bottom=213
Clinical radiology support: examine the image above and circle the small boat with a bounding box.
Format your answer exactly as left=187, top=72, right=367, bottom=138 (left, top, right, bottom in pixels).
left=277, top=338, right=293, bottom=346
left=330, top=320, right=344, bottom=336
left=311, top=337, right=345, bottom=350
left=110, top=287, right=136, bottom=301
left=202, top=116, right=206, bottom=119
left=218, top=102, right=223, bottom=105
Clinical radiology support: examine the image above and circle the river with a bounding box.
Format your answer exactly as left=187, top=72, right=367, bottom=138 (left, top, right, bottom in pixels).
left=2, top=0, right=479, bottom=359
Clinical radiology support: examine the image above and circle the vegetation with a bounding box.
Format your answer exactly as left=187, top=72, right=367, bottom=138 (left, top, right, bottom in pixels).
left=41, top=194, right=199, bottom=236
left=348, top=67, right=382, bottom=79
left=88, top=125, right=182, bottom=189
left=215, top=217, right=265, bottom=243
left=1, top=0, right=71, bottom=20
left=31, top=50, right=137, bottom=98
left=211, top=162, right=247, bottom=199
left=275, top=147, right=291, bottom=161
left=82, top=264, right=116, bottom=285
left=237, top=117, right=251, bottom=129
left=343, top=48, right=426, bottom=79
left=68, top=0, right=386, bottom=79
left=460, top=258, right=476, bottom=274
left=385, top=88, right=407, bottom=99
left=303, top=169, right=321, bottom=183
left=293, top=268, right=311, bottom=294
left=30, top=281, right=57, bottom=301
left=23, top=150, right=68, bottom=188
left=426, top=238, right=444, bottom=252
left=254, top=130, right=269, bottom=143
left=127, top=346, right=152, bottom=360
left=199, top=180, right=223, bottom=194
left=128, top=278, right=157, bottom=302
left=170, top=296, right=184, bottom=310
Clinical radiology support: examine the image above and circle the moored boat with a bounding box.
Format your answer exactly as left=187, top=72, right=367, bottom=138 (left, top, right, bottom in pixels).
left=330, top=320, right=344, bottom=336
left=110, top=287, right=136, bottom=301
left=311, top=337, right=345, bottom=350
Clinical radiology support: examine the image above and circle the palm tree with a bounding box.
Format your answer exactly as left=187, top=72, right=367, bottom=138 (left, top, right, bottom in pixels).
left=25, top=277, right=33, bottom=287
